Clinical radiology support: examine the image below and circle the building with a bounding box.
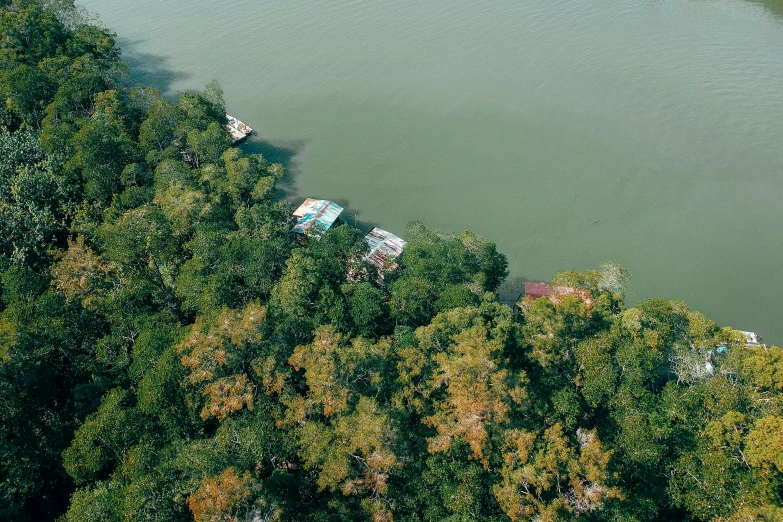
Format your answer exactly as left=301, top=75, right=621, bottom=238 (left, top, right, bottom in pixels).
left=738, top=330, right=764, bottom=348
left=364, top=228, right=407, bottom=280
left=291, top=199, right=344, bottom=238
left=521, top=281, right=593, bottom=308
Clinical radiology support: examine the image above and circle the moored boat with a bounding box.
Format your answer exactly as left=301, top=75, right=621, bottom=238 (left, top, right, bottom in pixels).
left=225, top=114, right=252, bottom=145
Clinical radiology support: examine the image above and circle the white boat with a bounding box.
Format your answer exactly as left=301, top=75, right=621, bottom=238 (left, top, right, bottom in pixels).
left=225, top=114, right=252, bottom=145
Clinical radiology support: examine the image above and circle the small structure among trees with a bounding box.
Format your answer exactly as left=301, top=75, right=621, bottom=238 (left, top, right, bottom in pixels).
left=291, top=198, right=344, bottom=238
left=363, top=227, right=407, bottom=281
left=521, top=281, right=593, bottom=309
left=739, top=330, right=764, bottom=347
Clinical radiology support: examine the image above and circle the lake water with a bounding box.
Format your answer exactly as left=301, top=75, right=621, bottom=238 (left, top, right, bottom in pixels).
left=80, top=0, right=783, bottom=343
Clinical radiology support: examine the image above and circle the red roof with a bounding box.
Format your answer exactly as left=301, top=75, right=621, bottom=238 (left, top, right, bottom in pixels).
left=523, top=282, right=593, bottom=308
left=524, top=282, right=552, bottom=300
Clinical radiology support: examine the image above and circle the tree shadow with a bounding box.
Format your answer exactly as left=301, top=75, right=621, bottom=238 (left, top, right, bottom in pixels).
left=241, top=137, right=307, bottom=201
left=495, top=275, right=529, bottom=307
left=330, top=198, right=382, bottom=234
left=117, top=38, right=191, bottom=96
left=116, top=38, right=311, bottom=207
left=239, top=140, right=378, bottom=232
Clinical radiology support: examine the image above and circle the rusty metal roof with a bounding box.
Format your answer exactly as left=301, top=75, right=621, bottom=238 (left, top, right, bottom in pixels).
left=524, top=282, right=551, bottom=299
left=523, top=282, right=593, bottom=307
left=364, top=228, right=407, bottom=273
left=292, top=199, right=344, bottom=238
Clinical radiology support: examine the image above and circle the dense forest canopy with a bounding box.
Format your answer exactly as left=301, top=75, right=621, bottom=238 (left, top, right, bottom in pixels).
left=1, top=1, right=782, bottom=520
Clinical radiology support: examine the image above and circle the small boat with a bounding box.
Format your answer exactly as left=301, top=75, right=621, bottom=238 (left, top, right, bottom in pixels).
left=225, top=114, right=253, bottom=145
left=738, top=330, right=763, bottom=347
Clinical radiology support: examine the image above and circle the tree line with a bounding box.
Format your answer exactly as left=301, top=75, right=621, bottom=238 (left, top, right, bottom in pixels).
left=1, top=1, right=782, bottom=520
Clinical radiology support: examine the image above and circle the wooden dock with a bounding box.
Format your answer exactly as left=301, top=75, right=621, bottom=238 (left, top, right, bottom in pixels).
left=225, top=114, right=252, bottom=145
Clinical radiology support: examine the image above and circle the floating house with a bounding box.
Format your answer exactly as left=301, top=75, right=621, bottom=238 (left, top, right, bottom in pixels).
left=225, top=114, right=252, bottom=145
left=522, top=281, right=593, bottom=308
left=364, top=228, right=407, bottom=280
left=291, top=199, right=344, bottom=238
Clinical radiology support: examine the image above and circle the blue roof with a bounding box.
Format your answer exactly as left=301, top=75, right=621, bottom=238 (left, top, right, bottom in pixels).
left=292, top=199, right=344, bottom=238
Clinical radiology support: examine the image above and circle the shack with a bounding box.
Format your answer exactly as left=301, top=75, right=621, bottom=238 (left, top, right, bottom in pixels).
left=521, top=281, right=593, bottom=308
left=291, top=199, right=344, bottom=239
left=364, top=228, right=407, bottom=280
left=738, top=330, right=764, bottom=348
left=225, top=114, right=252, bottom=145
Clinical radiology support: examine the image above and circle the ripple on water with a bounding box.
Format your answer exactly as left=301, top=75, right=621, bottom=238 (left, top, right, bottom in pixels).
left=82, top=0, right=783, bottom=343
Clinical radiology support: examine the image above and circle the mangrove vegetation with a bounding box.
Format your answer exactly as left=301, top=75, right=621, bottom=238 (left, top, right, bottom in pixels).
left=1, top=1, right=782, bottom=520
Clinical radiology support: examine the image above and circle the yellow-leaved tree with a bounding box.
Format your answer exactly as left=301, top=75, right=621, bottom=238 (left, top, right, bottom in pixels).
left=493, top=425, right=621, bottom=521
left=412, top=305, right=527, bottom=467
left=284, top=326, right=398, bottom=521
left=177, top=302, right=265, bottom=421
left=187, top=467, right=263, bottom=522
left=51, top=234, right=115, bottom=309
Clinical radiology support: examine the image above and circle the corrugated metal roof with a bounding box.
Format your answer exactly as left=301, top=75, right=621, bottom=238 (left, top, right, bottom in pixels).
left=523, top=282, right=593, bottom=307
left=738, top=330, right=762, bottom=346
left=524, top=282, right=551, bottom=299
left=364, top=228, right=407, bottom=273
left=292, top=199, right=344, bottom=238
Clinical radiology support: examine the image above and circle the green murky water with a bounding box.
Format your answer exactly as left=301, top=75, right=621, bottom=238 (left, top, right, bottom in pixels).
left=80, top=0, right=783, bottom=342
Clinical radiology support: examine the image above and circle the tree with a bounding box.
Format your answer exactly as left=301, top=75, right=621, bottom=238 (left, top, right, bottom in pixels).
left=51, top=234, right=114, bottom=308
left=186, top=122, right=231, bottom=168
left=62, top=388, right=142, bottom=485
left=64, top=481, right=121, bottom=522
left=282, top=326, right=399, bottom=519
left=0, top=280, right=104, bottom=521
left=270, top=225, right=367, bottom=340
left=222, top=148, right=272, bottom=203
left=422, top=314, right=526, bottom=466
left=0, top=2, right=67, bottom=66
left=389, top=222, right=508, bottom=327
left=138, top=97, right=182, bottom=156
left=99, top=205, right=177, bottom=292
left=597, top=260, right=631, bottom=296
left=745, top=415, right=783, bottom=473
left=573, top=334, right=618, bottom=408
left=152, top=159, right=207, bottom=239
left=493, top=425, right=621, bottom=521
left=188, top=467, right=258, bottom=522
left=69, top=112, right=140, bottom=204
left=0, top=160, right=69, bottom=267
left=5, top=64, right=56, bottom=125
left=177, top=303, right=265, bottom=421
left=176, top=87, right=225, bottom=134
left=342, top=281, right=386, bottom=337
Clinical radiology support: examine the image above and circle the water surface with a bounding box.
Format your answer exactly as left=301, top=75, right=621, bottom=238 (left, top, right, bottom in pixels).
left=80, top=0, right=783, bottom=342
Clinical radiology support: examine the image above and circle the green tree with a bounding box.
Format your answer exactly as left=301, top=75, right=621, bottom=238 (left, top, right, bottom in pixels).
left=493, top=425, right=621, bottom=521
left=5, top=64, right=56, bottom=125
left=186, top=122, right=231, bottom=168
left=62, top=388, right=142, bottom=484
left=68, top=114, right=140, bottom=204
